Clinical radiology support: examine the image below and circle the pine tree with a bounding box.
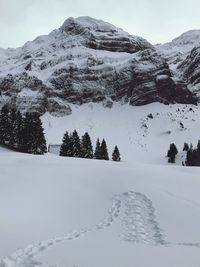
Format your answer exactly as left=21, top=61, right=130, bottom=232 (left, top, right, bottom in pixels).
left=183, top=142, right=189, bottom=152
left=185, top=141, right=200, bottom=166
left=68, top=133, right=74, bottom=157
left=71, top=130, right=81, bottom=157
left=60, top=131, right=72, bottom=157
left=197, top=140, right=200, bottom=153
left=112, top=146, right=121, bottom=161
left=21, top=113, right=47, bottom=154
left=94, top=138, right=102, bottom=159
left=189, top=143, right=193, bottom=151
left=100, top=139, right=109, bottom=160
left=8, top=108, right=17, bottom=148
left=81, top=132, right=93, bottom=159
left=185, top=143, right=193, bottom=166
left=21, top=113, right=32, bottom=153
left=31, top=113, right=47, bottom=154
left=167, top=143, right=178, bottom=163
left=14, top=111, right=24, bottom=151
left=0, top=105, right=10, bottom=145
left=186, top=147, right=194, bottom=166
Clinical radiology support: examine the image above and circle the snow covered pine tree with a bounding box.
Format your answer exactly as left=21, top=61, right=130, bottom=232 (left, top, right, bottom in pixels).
left=81, top=132, right=93, bottom=158
left=60, top=131, right=73, bottom=157
left=21, top=113, right=47, bottom=154
left=94, top=138, right=101, bottom=159
left=71, top=130, right=81, bottom=157
left=112, top=146, right=121, bottom=161
left=0, top=105, right=10, bottom=145
left=100, top=139, right=109, bottom=160
left=167, top=143, right=178, bottom=163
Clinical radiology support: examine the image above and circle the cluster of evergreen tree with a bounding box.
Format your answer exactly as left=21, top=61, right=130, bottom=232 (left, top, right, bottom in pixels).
left=185, top=141, right=200, bottom=166
left=60, top=130, right=121, bottom=161
left=167, top=141, right=200, bottom=166
left=94, top=138, right=109, bottom=160
left=0, top=105, right=47, bottom=154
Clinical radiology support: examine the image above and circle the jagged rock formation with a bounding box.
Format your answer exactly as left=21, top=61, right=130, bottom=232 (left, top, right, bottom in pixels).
left=177, top=47, right=200, bottom=94
left=60, top=17, right=153, bottom=53
left=157, top=30, right=200, bottom=97
left=156, top=30, right=200, bottom=67
left=0, top=17, right=197, bottom=116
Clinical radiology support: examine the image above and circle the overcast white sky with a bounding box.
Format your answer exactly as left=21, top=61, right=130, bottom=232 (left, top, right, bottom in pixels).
left=0, top=0, right=200, bottom=48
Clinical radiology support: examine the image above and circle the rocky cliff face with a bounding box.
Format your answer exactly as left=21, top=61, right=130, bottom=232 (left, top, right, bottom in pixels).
left=0, top=17, right=197, bottom=116
left=157, top=30, right=200, bottom=97
left=177, top=47, right=200, bottom=94
left=156, top=30, right=200, bottom=67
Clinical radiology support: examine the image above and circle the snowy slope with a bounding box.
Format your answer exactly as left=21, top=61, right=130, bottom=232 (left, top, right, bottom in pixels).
left=42, top=102, right=200, bottom=164
left=1, top=103, right=200, bottom=267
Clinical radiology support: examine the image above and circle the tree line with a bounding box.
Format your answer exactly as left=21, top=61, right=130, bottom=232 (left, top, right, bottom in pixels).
left=184, top=141, right=200, bottom=166
left=0, top=105, right=47, bottom=154
left=60, top=130, right=121, bottom=161
left=167, top=141, right=200, bottom=166
left=0, top=104, right=121, bottom=161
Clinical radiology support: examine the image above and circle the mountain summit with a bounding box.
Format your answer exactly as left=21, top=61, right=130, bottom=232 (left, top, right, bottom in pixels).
left=59, top=16, right=153, bottom=53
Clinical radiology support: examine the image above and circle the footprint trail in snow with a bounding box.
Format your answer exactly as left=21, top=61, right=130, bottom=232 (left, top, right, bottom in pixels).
left=0, top=194, right=122, bottom=267
left=121, top=191, right=165, bottom=245
left=1, top=191, right=200, bottom=267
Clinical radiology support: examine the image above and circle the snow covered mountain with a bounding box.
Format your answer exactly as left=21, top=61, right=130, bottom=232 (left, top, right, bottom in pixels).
left=157, top=30, right=200, bottom=95
left=0, top=17, right=196, bottom=116
left=157, top=30, right=200, bottom=63
left=177, top=47, right=200, bottom=93
left=1, top=18, right=200, bottom=267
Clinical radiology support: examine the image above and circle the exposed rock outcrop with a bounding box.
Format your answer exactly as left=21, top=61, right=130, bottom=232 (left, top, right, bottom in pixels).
left=177, top=47, right=200, bottom=95
left=157, top=30, right=200, bottom=97
left=60, top=17, right=153, bottom=53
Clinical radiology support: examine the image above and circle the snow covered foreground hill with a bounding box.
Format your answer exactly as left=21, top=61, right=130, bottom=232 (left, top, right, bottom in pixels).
left=1, top=103, right=200, bottom=267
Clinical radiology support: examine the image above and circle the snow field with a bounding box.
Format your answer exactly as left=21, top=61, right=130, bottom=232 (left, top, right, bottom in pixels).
left=1, top=102, right=200, bottom=266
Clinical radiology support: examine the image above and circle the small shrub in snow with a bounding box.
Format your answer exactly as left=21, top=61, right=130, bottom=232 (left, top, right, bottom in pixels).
left=179, top=122, right=184, bottom=129
left=147, top=113, right=153, bottom=119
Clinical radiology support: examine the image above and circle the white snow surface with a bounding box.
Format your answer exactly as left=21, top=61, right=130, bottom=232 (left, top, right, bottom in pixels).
left=1, top=102, right=200, bottom=267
